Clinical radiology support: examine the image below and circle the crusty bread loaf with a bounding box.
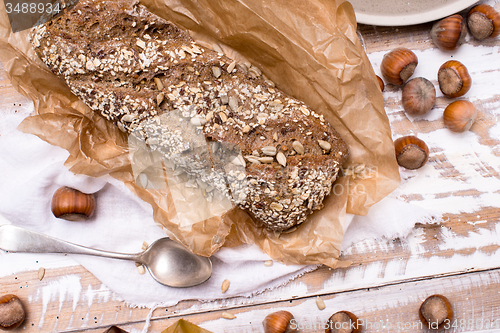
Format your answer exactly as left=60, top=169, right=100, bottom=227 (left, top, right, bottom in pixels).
left=30, top=0, right=349, bottom=231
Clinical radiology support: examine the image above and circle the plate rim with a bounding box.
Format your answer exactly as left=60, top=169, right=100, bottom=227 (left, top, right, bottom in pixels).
left=354, top=0, right=479, bottom=26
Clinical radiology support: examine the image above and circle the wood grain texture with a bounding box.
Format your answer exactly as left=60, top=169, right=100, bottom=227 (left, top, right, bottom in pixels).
left=21, top=268, right=500, bottom=333
left=1, top=14, right=500, bottom=333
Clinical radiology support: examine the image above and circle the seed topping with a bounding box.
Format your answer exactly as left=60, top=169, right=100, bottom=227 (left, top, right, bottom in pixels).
left=292, top=141, right=304, bottom=154
left=318, top=139, right=331, bottom=152
left=276, top=152, right=287, bottom=167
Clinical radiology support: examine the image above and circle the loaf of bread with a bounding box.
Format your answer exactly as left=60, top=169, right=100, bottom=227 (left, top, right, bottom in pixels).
left=30, top=0, right=349, bottom=231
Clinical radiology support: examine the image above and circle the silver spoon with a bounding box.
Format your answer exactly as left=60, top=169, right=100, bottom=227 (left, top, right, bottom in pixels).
left=0, top=225, right=212, bottom=288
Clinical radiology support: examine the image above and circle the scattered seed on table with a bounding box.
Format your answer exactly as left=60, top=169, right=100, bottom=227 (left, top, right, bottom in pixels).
left=222, top=312, right=236, bottom=319
left=38, top=267, right=45, bottom=281
left=221, top=279, right=230, bottom=293
left=316, top=296, right=326, bottom=310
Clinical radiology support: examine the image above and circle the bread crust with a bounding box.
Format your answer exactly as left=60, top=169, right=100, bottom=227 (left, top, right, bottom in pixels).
left=30, top=0, right=349, bottom=231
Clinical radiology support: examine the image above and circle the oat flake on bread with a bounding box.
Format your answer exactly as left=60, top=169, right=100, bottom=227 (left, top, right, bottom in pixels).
left=30, top=0, right=348, bottom=231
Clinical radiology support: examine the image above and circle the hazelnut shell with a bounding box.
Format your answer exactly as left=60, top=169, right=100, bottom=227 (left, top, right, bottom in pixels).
left=443, top=100, right=477, bottom=133
left=430, top=14, right=467, bottom=51
left=51, top=187, right=96, bottom=221
left=468, top=4, right=500, bottom=40
left=394, top=136, right=429, bottom=170
left=380, top=48, right=418, bottom=85
left=438, top=60, right=472, bottom=98
left=402, top=77, right=436, bottom=116
left=419, top=294, right=453, bottom=330
left=376, top=75, right=385, bottom=92
left=263, top=310, right=297, bottom=333
left=0, top=294, right=26, bottom=330
left=325, top=311, right=361, bottom=333
left=104, top=326, right=129, bottom=333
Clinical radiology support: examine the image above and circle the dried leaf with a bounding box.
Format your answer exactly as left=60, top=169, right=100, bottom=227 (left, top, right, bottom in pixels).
left=161, top=319, right=214, bottom=333
left=104, top=326, right=129, bottom=333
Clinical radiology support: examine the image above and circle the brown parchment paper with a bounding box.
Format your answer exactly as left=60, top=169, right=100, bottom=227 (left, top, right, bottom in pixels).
left=0, top=0, right=400, bottom=267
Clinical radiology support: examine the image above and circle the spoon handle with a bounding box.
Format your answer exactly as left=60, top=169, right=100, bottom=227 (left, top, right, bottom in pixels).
left=0, top=225, right=141, bottom=262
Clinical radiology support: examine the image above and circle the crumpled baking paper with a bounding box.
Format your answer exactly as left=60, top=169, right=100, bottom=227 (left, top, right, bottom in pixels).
left=0, top=0, right=400, bottom=267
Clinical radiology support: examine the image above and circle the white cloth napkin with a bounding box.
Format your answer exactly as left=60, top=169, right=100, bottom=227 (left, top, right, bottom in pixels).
left=0, top=102, right=440, bottom=309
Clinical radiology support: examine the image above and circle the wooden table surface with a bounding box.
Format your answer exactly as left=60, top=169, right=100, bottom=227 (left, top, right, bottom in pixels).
left=2, top=3, right=500, bottom=332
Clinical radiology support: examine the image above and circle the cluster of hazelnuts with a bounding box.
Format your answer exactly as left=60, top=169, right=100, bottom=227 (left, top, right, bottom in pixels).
left=262, top=309, right=361, bottom=333
left=262, top=294, right=453, bottom=333
left=378, top=4, right=500, bottom=170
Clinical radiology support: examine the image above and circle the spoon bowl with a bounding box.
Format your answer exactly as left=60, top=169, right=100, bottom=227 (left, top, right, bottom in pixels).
left=140, top=238, right=212, bottom=287
left=0, top=225, right=212, bottom=288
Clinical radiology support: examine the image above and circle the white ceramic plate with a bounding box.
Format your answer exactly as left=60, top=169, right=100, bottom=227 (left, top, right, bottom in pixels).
left=350, top=0, right=479, bottom=26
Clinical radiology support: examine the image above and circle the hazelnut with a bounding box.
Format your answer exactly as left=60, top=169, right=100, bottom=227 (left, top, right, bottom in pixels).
left=430, top=14, right=467, bottom=51
left=380, top=48, right=418, bottom=85
left=394, top=136, right=429, bottom=170
left=419, top=294, right=453, bottom=330
left=325, top=311, right=361, bottom=333
left=402, top=77, right=436, bottom=116
left=437, top=60, right=472, bottom=98
left=468, top=4, right=500, bottom=40
left=0, top=294, right=26, bottom=330
left=263, top=310, right=297, bottom=333
left=376, top=75, right=384, bottom=92
left=51, top=186, right=96, bottom=221
left=443, top=100, right=477, bottom=133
